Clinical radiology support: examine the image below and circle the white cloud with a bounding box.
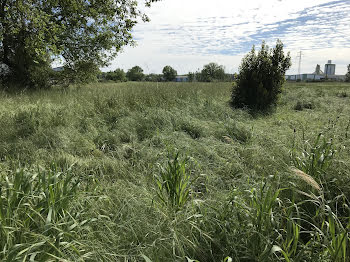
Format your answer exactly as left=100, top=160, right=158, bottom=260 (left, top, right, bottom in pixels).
left=105, top=0, right=350, bottom=75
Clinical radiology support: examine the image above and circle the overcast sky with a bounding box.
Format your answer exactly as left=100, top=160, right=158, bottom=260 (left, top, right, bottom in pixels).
left=104, top=0, right=350, bottom=75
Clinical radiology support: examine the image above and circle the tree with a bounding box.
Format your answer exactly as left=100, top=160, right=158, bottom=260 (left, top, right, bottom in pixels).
left=0, top=0, right=158, bottom=88
left=162, top=65, right=177, bottom=81
left=346, top=64, right=350, bottom=82
left=200, top=63, right=226, bottom=82
left=231, top=40, right=291, bottom=111
left=105, top=68, right=127, bottom=82
left=126, top=66, right=144, bottom=81
left=188, top=72, right=195, bottom=82
left=145, top=73, right=162, bottom=82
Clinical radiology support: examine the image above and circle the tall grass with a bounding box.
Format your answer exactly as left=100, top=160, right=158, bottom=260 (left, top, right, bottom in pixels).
left=0, top=165, right=90, bottom=261
left=155, top=152, right=194, bottom=210
left=0, top=81, right=350, bottom=260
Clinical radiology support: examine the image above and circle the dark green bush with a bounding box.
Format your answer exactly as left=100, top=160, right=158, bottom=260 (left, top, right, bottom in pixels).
left=231, top=40, right=291, bottom=111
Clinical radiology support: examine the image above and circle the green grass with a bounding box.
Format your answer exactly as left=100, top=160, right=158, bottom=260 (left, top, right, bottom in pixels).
left=0, top=81, right=350, bottom=261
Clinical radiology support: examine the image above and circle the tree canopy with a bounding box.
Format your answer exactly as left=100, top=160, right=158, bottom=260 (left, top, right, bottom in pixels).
left=162, top=65, right=177, bottom=81
left=200, top=62, right=226, bottom=82
left=0, top=0, right=158, bottom=88
left=126, top=66, right=144, bottom=81
left=103, top=68, right=127, bottom=82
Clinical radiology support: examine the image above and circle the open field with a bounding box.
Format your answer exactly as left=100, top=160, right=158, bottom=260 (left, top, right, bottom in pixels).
left=0, top=81, right=350, bottom=261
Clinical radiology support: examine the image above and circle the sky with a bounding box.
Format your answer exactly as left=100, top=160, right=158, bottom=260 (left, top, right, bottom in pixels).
left=103, top=0, right=350, bottom=75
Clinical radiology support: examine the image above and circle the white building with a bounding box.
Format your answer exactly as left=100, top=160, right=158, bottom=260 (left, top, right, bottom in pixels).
left=286, top=60, right=345, bottom=81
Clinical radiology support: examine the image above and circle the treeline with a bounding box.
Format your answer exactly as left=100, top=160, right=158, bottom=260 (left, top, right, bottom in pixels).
left=99, top=63, right=234, bottom=82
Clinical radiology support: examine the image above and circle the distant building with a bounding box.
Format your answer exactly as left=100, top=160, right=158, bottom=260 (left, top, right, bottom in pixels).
left=175, top=75, right=189, bottom=82
left=285, top=60, right=345, bottom=81
left=324, top=60, right=336, bottom=77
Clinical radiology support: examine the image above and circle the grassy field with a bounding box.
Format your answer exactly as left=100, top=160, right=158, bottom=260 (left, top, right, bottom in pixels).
left=0, top=81, right=350, bottom=261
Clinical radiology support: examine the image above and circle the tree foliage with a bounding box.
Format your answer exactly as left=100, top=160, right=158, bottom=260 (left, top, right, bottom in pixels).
left=126, top=66, right=144, bottom=81
left=145, top=73, right=162, bottom=82
left=162, top=65, right=177, bottom=81
left=188, top=72, right=195, bottom=82
left=103, top=68, right=127, bottom=82
left=200, top=62, right=226, bottom=82
left=232, top=40, right=291, bottom=111
left=346, top=64, right=350, bottom=82
left=0, top=0, right=158, bottom=88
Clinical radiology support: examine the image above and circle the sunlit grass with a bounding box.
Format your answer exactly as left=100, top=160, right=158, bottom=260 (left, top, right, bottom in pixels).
left=0, top=81, right=350, bottom=260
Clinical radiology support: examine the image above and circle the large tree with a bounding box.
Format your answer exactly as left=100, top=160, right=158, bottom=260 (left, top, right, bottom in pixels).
left=0, top=0, right=158, bottom=88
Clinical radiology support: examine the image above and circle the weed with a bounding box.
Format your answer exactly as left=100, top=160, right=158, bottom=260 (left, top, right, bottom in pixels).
left=0, top=165, right=89, bottom=260
left=155, top=152, right=194, bottom=210
left=292, top=133, right=335, bottom=180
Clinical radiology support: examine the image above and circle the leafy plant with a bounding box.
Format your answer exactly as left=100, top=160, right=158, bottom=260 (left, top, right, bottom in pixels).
left=0, top=165, right=88, bottom=260
left=155, top=152, right=193, bottom=210
left=224, top=177, right=286, bottom=260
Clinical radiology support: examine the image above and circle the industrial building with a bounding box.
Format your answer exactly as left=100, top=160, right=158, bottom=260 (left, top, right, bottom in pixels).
left=285, top=60, right=346, bottom=81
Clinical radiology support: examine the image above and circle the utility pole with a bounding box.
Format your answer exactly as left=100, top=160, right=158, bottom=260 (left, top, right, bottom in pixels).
left=297, top=51, right=302, bottom=80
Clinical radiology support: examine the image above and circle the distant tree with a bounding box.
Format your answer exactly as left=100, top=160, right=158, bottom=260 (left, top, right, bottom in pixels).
left=126, top=66, right=144, bottom=81
left=195, top=71, right=203, bottom=82
left=188, top=72, right=195, bottom=82
left=346, top=64, right=350, bottom=82
left=0, top=0, right=159, bottom=89
left=200, top=63, right=226, bottom=82
left=231, top=40, right=291, bottom=111
left=145, top=73, right=162, bottom=82
left=105, top=69, right=127, bottom=82
left=162, top=66, right=177, bottom=81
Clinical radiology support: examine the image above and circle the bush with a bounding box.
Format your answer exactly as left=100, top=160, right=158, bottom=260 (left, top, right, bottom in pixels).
left=231, top=40, right=291, bottom=111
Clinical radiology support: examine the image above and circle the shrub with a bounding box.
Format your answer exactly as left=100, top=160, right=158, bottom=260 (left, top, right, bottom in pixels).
left=231, top=40, right=291, bottom=111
